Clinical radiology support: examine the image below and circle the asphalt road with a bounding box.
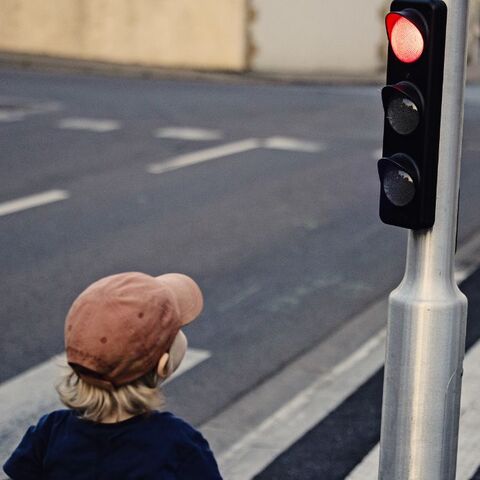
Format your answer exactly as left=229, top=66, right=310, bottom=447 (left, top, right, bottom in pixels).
left=2, top=68, right=480, bottom=428
left=255, top=263, right=480, bottom=479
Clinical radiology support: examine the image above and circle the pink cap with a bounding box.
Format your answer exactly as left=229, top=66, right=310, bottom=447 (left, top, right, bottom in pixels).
left=65, top=272, right=203, bottom=390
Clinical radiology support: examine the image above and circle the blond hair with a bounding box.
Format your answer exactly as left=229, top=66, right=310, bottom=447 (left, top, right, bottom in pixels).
left=56, top=366, right=164, bottom=423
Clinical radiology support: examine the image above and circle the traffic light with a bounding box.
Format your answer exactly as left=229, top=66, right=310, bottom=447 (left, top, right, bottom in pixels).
left=379, top=0, right=447, bottom=229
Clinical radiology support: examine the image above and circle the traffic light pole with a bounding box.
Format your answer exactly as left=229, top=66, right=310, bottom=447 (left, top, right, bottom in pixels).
left=378, top=0, right=469, bottom=478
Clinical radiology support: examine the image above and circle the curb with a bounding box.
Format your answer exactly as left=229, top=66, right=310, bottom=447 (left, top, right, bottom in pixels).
left=3, top=52, right=480, bottom=86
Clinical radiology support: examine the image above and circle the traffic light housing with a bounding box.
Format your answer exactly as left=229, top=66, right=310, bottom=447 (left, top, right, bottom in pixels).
left=379, top=0, right=447, bottom=229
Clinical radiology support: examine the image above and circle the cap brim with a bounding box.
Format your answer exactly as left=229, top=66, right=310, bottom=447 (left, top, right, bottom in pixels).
left=156, top=273, right=203, bottom=325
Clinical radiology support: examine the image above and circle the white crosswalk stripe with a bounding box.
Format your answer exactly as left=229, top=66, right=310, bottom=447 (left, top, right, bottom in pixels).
left=206, top=232, right=480, bottom=479
left=347, top=339, right=480, bottom=480
left=217, top=330, right=386, bottom=480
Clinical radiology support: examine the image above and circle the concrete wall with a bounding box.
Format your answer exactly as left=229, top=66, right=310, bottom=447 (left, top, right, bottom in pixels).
left=0, top=0, right=247, bottom=71
left=9, top=0, right=474, bottom=76
left=250, top=0, right=389, bottom=75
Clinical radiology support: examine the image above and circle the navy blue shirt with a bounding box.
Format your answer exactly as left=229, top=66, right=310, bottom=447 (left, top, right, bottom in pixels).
left=3, top=409, right=223, bottom=479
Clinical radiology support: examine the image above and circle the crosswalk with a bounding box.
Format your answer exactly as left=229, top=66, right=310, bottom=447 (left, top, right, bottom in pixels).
left=217, top=330, right=386, bottom=479
left=210, top=316, right=480, bottom=479
left=347, top=339, right=480, bottom=480
left=203, top=231, right=480, bottom=479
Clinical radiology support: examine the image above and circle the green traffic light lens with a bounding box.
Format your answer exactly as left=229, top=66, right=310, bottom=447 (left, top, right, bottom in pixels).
left=383, top=168, right=416, bottom=206
left=386, top=96, right=420, bottom=135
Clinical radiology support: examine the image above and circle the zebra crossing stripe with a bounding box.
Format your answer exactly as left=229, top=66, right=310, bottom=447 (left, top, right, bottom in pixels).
left=347, top=338, right=480, bottom=480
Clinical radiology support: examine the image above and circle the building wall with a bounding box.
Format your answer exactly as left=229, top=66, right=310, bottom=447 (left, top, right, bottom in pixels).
left=2, top=0, right=475, bottom=76
left=249, top=0, right=390, bottom=74
left=0, top=0, right=248, bottom=70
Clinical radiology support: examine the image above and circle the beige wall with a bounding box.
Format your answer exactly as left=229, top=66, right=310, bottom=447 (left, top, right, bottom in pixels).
left=0, top=0, right=247, bottom=70
left=250, top=0, right=389, bottom=74
left=8, top=0, right=476, bottom=76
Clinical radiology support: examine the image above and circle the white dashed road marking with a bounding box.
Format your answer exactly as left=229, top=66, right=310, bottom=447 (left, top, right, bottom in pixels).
left=0, top=111, right=26, bottom=122
left=263, top=136, right=324, bottom=152
left=154, top=127, right=223, bottom=141
left=0, top=190, right=69, bottom=217
left=0, top=97, right=62, bottom=122
left=58, top=117, right=121, bottom=132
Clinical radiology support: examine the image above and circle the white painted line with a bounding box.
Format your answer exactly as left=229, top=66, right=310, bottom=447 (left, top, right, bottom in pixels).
left=346, top=339, right=480, bottom=480
left=154, top=127, right=223, bottom=141
left=147, top=136, right=328, bottom=175
left=147, top=138, right=262, bottom=174
left=0, top=353, right=67, bottom=465
left=0, top=348, right=210, bottom=464
left=346, top=233, right=480, bottom=479
left=345, top=444, right=379, bottom=480
left=0, top=97, right=62, bottom=122
left=215, top=258, right=480, bottom=480
left=164, top=348, right=211, bottom=384
left=217, top=329, right=387, bottom=480
left=0, top=190, right=69, bottom=217
left=0, top=111, right=25, bottom=122
left=58, top=117, right=121, bottom=132
left=263, top=136, right=324, bottom=153
left=455, top=267, right=477, bottom=284
left=457, top=339, right=480, bottom=479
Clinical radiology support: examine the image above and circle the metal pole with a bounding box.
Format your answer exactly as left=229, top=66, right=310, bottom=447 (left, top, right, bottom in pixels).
left=378, top=0, right=469, bottom=479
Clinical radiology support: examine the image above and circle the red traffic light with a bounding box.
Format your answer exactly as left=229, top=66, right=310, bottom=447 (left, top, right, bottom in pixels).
left=386, top=11, right=426, bottom=63
left=380, top=0, right=447, bottom=230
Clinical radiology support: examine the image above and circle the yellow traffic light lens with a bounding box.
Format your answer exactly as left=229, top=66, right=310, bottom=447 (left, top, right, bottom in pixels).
left=386, top=96, right=420, bottom=135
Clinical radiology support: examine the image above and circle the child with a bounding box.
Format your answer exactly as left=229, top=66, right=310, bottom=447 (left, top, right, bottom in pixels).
left=3, top=272, right=223, bottom=479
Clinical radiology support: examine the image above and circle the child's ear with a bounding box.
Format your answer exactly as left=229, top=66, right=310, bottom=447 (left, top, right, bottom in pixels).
left=157, top=330, right=188, bottom=380
left=157, top=353, right=170, bottom=378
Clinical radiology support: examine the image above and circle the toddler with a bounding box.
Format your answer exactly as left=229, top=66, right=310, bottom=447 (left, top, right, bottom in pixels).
left=3, top=272, right=223, bottom=479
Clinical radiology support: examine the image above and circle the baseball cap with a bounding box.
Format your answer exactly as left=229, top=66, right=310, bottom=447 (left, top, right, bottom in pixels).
left=65, top=272, right=203, bottom=390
